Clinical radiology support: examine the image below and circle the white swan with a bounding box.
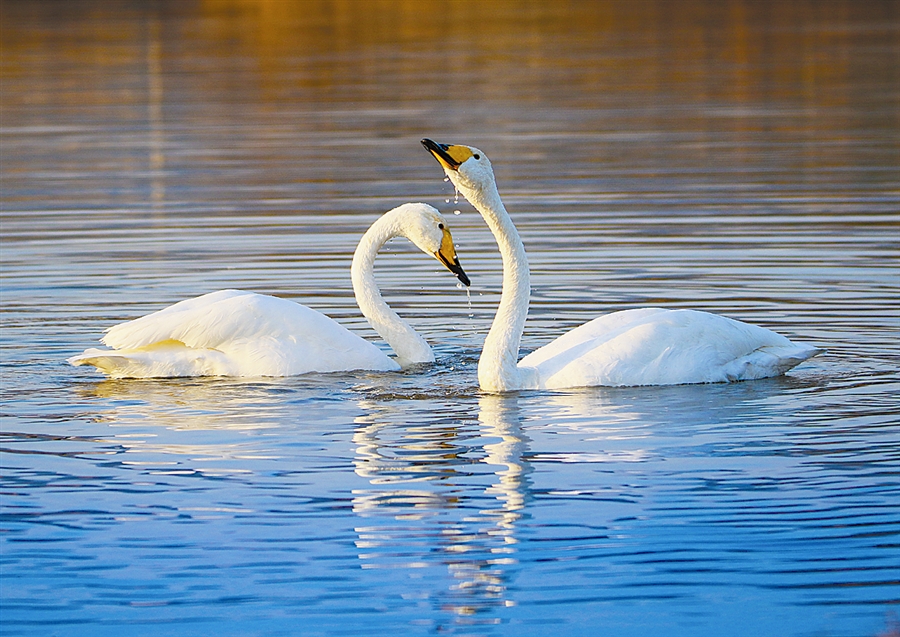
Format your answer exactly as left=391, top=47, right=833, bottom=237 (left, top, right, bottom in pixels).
left=422, top=139, right=822, bottom=393
left=69, top=202, right=470, bottom=378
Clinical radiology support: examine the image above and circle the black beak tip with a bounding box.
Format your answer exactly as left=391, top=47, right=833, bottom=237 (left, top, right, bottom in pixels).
left=422, top=138, right=460, bottom=170
left=438, top=252, right=471, bottom=287
left=422, top=138, right=447, bottom=155
left=455, top=268, right=471, bottom=287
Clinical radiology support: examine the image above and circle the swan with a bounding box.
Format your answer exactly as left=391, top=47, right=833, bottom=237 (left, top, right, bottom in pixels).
left=422, top=138, right=822, bottom=393
left=68, top=202, right=470, bottom=378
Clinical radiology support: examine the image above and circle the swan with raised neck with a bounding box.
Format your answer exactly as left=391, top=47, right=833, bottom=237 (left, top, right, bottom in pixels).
left=422, top=138, right=822, bottom=393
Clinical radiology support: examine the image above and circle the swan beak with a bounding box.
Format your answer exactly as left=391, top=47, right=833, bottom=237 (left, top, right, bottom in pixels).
left=436, top=227, right=470, bottom=287
left=421, top=138, right=472, bottom=171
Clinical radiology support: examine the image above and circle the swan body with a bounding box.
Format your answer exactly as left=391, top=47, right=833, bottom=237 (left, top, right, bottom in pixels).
left=69, top=203, right=470, bottom=378
left=422, top=139, right=822, bottom=392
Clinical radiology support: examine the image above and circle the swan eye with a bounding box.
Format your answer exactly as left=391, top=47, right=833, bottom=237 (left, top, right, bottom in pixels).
left=473, top=154, right=480, bottom=159
left=438, top=223, right=444, bottom=229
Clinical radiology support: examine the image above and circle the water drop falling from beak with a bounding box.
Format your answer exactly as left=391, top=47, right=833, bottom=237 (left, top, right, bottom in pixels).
left=457, top=282, right=473, bottom=315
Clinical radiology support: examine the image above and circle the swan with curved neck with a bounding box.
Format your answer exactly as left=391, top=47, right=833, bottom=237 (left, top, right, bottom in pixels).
left=69, top=202, right=470, bottom=378
left=422, top=138, right=821, bottom=393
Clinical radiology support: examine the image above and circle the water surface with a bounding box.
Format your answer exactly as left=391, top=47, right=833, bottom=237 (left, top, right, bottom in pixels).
left=1, top=1, right=898, bottom=636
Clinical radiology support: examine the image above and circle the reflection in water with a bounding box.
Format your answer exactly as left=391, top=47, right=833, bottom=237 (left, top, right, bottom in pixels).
left=528, top=377, right=824, bottom=468
left=479, top=395, right=531, bottom=536
left=2, top=1, right=896, bottom=634
left=352, top=394, right=532, bottom=622
left=68, top=378, right=298, bottom=475
left=77, top=377, right=286, bottom=431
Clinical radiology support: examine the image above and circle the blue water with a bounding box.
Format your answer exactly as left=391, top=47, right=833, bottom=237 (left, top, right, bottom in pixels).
left=1, top=2, right=898, bottom=636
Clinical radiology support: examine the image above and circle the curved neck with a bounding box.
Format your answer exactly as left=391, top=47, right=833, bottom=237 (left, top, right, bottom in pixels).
left=351, top=213, right=434, bottom=366
left=463, top=178, right=530, bottom=392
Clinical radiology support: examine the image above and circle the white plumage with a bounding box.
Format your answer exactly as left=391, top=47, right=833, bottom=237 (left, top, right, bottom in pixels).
left=422, top=139, right=822, bottom=392
left=69, top=203, right=469, bottom=379
left=518, top=307, right=818, bottom=389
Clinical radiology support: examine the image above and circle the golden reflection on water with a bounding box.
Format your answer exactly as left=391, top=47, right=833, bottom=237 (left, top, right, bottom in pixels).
left=4, top=0, right=892, bottom=128
left=147, top=14, right=165, bottom=210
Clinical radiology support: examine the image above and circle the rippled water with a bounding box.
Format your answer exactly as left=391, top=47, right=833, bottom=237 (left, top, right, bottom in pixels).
left=2, top=1, right=898, bottom=636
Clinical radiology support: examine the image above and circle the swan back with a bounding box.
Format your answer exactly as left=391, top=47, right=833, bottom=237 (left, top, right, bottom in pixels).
left=520, top=308, right=821, bottom=388
left=70, top=289, right=398, bottom=378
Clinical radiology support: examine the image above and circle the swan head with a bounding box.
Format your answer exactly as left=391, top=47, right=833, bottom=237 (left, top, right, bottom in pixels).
left=394, top=202, right=470, bottom=287
left=421, top=138, right=497, bottom=202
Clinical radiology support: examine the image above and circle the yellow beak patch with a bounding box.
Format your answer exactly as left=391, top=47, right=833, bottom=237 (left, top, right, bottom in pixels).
left=422, top=139, right=473, bottom=171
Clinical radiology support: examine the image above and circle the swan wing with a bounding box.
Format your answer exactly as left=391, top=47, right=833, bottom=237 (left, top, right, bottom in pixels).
left=520, top=308, right=820, bottom=388
left=102, top=290, right=256, bottom=350
left=72, top=290, right=399, bottom=377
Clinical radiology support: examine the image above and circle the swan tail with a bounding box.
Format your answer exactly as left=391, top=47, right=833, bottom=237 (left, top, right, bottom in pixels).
left=68, top=350, right=125, bottom=373
left=769, top=343, right=824, bottom=373
left=68, top=341, right=233, bottom=379
left=724, top=343, right=823, bottom=382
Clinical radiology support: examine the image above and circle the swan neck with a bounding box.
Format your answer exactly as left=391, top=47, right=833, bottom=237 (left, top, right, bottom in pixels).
left=351, top=213, right=434, bottom=365
left=464, top=179, right=530, bottom=392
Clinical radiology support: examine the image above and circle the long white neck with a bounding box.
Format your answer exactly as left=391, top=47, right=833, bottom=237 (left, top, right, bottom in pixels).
left=351, top=212, right=434, bottom=366
left=461, top=177, right=530, bottom=392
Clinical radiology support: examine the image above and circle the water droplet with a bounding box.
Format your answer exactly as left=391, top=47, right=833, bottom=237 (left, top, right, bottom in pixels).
left=443, top=176, right=450, bottom=182
left=445, top=198, right=451, bottom=204
left=453, top=210, right=461, bottom=215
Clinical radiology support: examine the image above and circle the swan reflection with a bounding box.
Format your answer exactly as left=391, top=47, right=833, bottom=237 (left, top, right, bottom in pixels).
left=352, top=394, right=532, bottom=621
left=70, top=377, right=314, bottom=469
left=479, top=394, right=532, bottom=531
